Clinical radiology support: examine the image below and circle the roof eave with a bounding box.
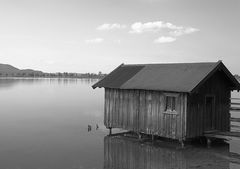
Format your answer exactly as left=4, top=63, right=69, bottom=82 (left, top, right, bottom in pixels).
left=91, top=63, right=124, bottom=89
left=190, top=61, right=240, bottom=93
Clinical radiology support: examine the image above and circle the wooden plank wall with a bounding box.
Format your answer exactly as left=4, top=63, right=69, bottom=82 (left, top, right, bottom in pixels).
left=104, top=136, right=229, bottom=169
left=187, top=71, right=231, bottom=138
left=105, top=88, right=187, bottom=140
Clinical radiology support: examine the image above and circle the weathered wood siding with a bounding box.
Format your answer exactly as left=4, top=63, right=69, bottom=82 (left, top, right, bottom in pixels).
left=104, top=136, right=229, bottom=169
left=104, top=88, right=187, bottom=140
left=187, top=71, right=231, bottom=138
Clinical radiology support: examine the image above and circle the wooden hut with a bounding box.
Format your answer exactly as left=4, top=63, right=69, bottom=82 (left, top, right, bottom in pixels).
left=93, top=61, right=240, bottom=141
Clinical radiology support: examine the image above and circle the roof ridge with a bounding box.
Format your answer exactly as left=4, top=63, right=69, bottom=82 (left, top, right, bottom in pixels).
left=123, top=61, right=220, bottom=66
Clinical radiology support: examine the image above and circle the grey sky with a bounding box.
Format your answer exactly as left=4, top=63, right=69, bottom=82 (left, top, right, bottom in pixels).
left=0, top=0, right=239, bottom=73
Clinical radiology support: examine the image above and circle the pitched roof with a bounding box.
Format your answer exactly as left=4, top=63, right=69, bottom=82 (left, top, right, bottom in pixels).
left=92, top=61, right=240, bottom=93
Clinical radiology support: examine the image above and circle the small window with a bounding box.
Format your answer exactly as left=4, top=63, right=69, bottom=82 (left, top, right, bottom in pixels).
left=165, top=96, right=176, bottom=111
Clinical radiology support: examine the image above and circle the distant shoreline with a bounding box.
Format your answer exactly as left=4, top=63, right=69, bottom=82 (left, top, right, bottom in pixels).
left=0, top=72, right=106, bottom=79
left=0, top=76, right=103, bottom=79
left=0, top=63, right=106, bottom=80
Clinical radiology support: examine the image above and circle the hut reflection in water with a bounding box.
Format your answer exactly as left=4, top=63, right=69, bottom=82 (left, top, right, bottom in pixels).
left=104, top=135, right=230, bottom=169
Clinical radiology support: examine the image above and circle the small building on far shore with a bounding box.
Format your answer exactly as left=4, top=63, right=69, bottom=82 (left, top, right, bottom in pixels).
left=92, top=61, right=240, bottom=142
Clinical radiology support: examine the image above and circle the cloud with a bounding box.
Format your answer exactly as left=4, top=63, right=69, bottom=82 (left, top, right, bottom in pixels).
left=85, top=38, right=104, bottom=44
left=94, top=21, right=199, bottom=44
left=97, top=23, right=127, bottom=31
left=129, top=21, right=199, bottom=37
left=129, top=21, right=178, bottom=33
left=154, top=36, right=176, bottom=43
left=170, top=27, right=199, bottom=36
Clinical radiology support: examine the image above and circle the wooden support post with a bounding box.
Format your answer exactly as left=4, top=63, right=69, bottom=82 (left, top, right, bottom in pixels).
left=138, top=132, right=142, bottom=140
left=207, top=138, right=211, bottom=148
left=151, top=134, right=154, bottom=141
left=180, top=140, right=185, bottom=148
left=109, top=127, right=112, bottom=135
left=136, top=132, right=142, bottom=140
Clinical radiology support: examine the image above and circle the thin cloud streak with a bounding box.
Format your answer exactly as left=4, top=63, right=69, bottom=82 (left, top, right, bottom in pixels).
left=129, top=21, right=179, bottom=33
left=97, top=23, right=127, bottom=31
left=170, top=27, right=199, bottom=36
left=154, top=36, right=176, bottom=43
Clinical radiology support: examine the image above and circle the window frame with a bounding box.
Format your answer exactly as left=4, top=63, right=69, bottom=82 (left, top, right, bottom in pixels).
left=163, top=93, right=179, bottom=115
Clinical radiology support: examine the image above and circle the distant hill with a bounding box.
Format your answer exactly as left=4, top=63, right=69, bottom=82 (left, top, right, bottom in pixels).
left=0, top=63, right=106, bottom=79
left=0, top=64, right=20, bottom=73
left=0, top=63, right=43, bottom=76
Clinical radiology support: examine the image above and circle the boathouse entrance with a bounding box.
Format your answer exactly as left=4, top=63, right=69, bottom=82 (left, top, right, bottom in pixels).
left=205, top=95, right=215, bottom=131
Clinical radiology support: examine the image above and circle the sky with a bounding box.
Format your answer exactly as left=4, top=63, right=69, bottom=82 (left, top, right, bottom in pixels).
left=0, top=0, right=239, bottom=74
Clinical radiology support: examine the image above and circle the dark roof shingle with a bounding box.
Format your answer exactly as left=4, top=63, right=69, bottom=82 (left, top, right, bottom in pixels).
left=92, top=61, right=240, bottom=92
left=92, top=64, right=144, bottom=89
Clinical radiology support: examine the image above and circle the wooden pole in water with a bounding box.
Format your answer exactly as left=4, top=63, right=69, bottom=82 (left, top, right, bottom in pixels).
left=109, top=127, right=112, bottom=135
left=207, top=138, right=211, bottom=148
left=138, top=132, right=142, bottom=139
left=181, top=141, right=185, bottom=148
left=151, top=134, right=154, bottom=141
left=179, top=139, right=185, bottom=148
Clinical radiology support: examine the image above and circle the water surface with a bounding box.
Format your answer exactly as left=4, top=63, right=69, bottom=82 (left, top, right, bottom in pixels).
left=0, top=78, right=239, bottom=169
left=0, top=78, right=106, bottom=169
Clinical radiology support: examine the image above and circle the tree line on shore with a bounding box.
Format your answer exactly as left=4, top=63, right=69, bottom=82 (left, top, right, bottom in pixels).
left=0, top=63, right=107, bottom=79
left=0, top=71, right=106, bottom=79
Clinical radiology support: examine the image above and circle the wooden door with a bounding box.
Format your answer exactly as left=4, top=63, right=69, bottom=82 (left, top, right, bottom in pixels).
left=205, top=96, right=215, bottom=131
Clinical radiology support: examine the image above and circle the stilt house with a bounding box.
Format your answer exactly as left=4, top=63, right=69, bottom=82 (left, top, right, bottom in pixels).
left=92, top=61, right=240, bottom=141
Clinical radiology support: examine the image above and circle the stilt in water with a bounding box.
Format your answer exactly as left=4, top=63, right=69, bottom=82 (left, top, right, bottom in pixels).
left=137, top=132, right=142, bottom=140
left=88, top=125, right=92, bottom=132
left=207, top=138, right=211, bottom=148
left=109, top=127, right=112, bottom=135
left=151, top=134, right=154, bottom=141
left=96, top=124, right=99, bottom=130
left=180, top=140, right=185, bottom=148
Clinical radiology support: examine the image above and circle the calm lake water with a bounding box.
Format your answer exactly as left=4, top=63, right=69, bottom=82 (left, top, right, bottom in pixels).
left=0, top=78, right=239, bottom=169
